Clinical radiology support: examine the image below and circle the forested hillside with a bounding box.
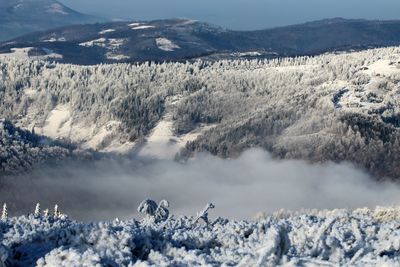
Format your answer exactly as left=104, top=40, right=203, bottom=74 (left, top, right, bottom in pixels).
left=0, top=119, right=74, bottom=175
left=1, top=47, right=400, bottom=179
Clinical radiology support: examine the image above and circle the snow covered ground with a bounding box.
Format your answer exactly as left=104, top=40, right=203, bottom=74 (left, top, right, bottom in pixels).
left=231, top=51, right=263, bottom=57
left=155, top=38, right=180, bottom=52
left=138, top=96, right=214, bottom=159
left=335, top=59, right=400, bottom=112
left=0, top=47, right=62, bottom=60
left=47, top=3, right=69, bottom=15
left=79, top=38, right=129, bottom=61
left=99, top=29, right=116, bottom=35
left=33, top=104, right=134, bottom=153
left=43, top=37, right=66, bottom=43
left=79, top=38, right=126, bottom=49
left=137, top=115, right=212, bottom=159
left=1, top=206, right=400, bottom=266
left=105, top=52, right=130, bottom=61
left=128, top=23, right=155, bottom=30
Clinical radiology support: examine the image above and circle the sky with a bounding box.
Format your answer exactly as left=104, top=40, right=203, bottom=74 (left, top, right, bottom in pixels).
left=60, top=0, right=400, bottom=30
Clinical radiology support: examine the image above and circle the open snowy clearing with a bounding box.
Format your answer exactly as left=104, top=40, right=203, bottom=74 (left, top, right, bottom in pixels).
left=0, top=47, right=62, bottom=60
left=334, top=59, right=400, bottom=112
left=138, top=95, right=214, bottom=159
left=155, top=38, right=180, bottom=51
left=231, top=51, right=263, bottom=57
left=80, top=38, right=114, bottom=48
left=43, top=37, right=66, bottom=42
left=128, top=23, right=155, bottom=30
left=363, top=59, right=400, bottom=76
left=138, top=115, right=212, bottom=160
left=35, top=105, right=133, bottom=153
left=132, top=25, right=155, bottom=30
left=99, top=29, right=116, bottom=35
left=128, top=23, right=141, bottom=27
left=40, top=105, right=71, bottom=139
left=47, top=3, right=69, bottom=15
left=105, top=52, right=130, bottom=61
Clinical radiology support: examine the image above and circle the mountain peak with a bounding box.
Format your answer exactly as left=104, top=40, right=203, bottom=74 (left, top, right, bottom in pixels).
left=0, top=0, right=100, bottom=41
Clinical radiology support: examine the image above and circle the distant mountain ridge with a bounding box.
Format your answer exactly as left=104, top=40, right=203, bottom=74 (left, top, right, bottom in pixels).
left=0, top=0, right=99, bottom=41
left=1, top=17, right=400, bottom=64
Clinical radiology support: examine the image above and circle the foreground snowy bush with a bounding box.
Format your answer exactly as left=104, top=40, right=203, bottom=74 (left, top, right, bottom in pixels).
left=1, top=207, right=400, bottom=266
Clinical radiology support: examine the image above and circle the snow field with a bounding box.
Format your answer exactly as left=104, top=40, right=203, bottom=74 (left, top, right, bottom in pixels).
left=155, top=38, right=180, bottom=52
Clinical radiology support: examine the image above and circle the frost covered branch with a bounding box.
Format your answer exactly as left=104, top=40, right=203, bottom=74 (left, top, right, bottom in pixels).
left=194, top=203, right=215, bottom=226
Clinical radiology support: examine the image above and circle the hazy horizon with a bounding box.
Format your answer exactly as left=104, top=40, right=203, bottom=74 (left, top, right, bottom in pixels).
left=60, top=0, right=400, bottom=30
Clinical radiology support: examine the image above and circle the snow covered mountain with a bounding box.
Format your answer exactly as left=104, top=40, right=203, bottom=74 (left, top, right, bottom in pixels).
left=0, top=0, right=99, bottom=41
left=1, top=18, right=400, bottom=64
left=1, top=46, right=400, bottom=179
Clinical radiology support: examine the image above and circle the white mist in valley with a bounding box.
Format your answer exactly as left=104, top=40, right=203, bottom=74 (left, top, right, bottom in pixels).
left=1, top=149, right=399, bottom=221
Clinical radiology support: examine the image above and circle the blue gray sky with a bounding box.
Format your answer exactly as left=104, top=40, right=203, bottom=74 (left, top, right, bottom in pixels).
left=61, top=0, right=400, bottom=30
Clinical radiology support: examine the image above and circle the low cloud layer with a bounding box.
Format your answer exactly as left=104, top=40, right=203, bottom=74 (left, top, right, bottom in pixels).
left=1, top=149, right=400, bottom=221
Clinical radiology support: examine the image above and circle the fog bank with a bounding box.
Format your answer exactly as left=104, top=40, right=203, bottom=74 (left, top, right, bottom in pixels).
left=1, top=149, right=399, bottom=221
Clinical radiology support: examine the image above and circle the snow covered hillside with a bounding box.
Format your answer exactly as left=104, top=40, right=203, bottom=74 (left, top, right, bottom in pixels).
left=1, top=205, right=400, bottom=266
left=0, top=0, right=98, bottom=41
left=3, top=18, right=400, bottom=64
left=1, top=46, right=400, bottom=178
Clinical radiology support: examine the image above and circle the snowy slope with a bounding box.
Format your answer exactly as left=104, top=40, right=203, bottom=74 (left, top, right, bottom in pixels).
left=1, top=207, right=400, bottom=266
left=138, top=95, right=215, bottom=159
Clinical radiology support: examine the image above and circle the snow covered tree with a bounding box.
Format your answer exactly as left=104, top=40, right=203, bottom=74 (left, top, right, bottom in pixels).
left=53, top=204, right=60, bottom=218
left=43, top=209, right=49, bottom=217
left=1, top=204, right=8, bottom=221
left=34, top=203, right=41, bottom=218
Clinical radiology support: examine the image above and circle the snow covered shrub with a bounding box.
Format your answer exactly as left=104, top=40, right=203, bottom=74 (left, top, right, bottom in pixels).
left=138, top=199, right=170, bottom=225
left=1, top=207, right=400, bottom=266
left=52, top=204, right=67, bottom=219
left=138, top=199, right=158, bottom=225
left=0, top=245, right=8, bottom=267
left=36, top=247, right=102, bottom=267
left=154, top=200, right=170, bottom=223
left=373, top=206, right=400, bottom=222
